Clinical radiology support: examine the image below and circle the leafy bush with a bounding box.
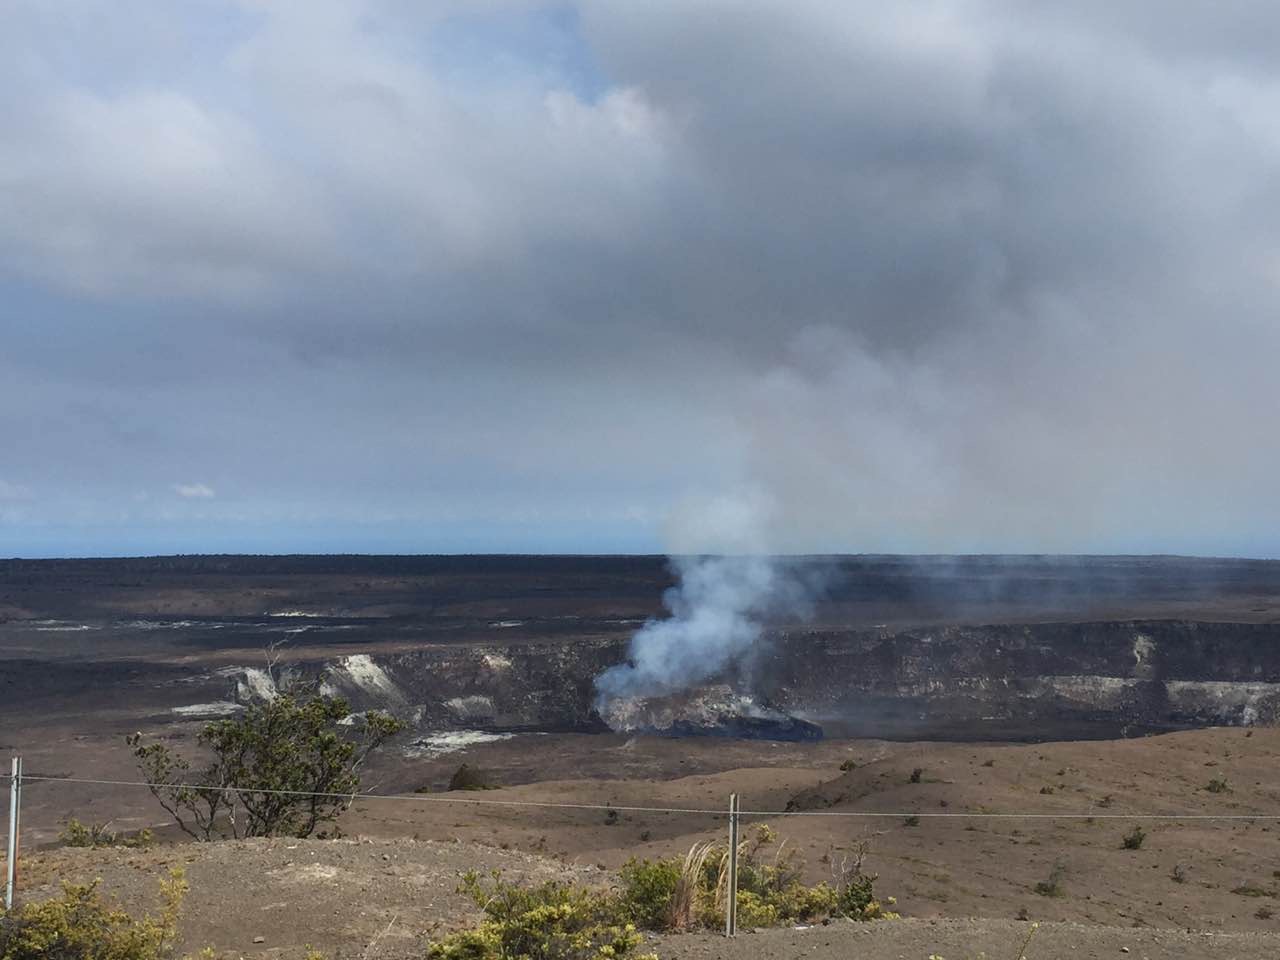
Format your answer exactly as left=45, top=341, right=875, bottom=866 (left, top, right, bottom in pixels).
left=426, top=872, right=654, bottom=960
left=839, top=759, right=857, bottom=772
left=58, top=819, right=153, bottom=850
left=434, top=833, right=897, bottom=960
left=1034, top=860, right=1067, bottom=898
left=616, top=826, right=896, bottom=933
left=833, top=871, right=886, bottom=921
left=433, top=829, right=899, bottom=960
left=128, top=691, right=402, bottom=840
left=1121, top=826, right=1146, bottom=850
left=617, top=859, right=681, bottom=931
left=448, top=764, right=495, bottom=792
left=1205, top=777, right=1231, bottom=794
left=909, top=768, right=924, bottom=784
left=0, top=870, right=185, bottom=960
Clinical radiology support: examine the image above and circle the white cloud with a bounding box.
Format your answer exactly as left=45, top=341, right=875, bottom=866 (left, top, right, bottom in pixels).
left=3, top=2, right=1280, bottom=555
left=0, top=480, right=32, bottom=501
left=173, top=483, right=216, bottom=499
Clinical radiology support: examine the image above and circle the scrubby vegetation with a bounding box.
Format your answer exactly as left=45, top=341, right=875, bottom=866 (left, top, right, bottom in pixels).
left=1121, top=825, right=1146, bottom=850
left=58, top=819, right=153, bottom=850
left=426, top=872, right=654, bottom=960
left=128, top=690, right=402, bottom=840
left=0, top=870, right=185, bottom=960
left=620, top=826, right=895, bottom=931
left=1034, top=860, right=1067, bottom=898
left=427, top=827, right=896, bottom=959
left=448, top=764, right=496, bottom=792
left=1231, top=882, right=1277, bottom=898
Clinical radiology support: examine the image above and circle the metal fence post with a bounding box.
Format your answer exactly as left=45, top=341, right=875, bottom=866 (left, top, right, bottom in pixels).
left=725, top=792, right=739, bottom=937
left=5, top=756, right=20, bottom=912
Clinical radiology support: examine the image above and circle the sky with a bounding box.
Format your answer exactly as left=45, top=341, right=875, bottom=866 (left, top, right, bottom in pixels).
left=2, top=1, right=1280, bottom=558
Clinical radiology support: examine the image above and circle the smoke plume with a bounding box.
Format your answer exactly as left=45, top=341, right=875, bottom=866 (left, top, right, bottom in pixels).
left=593, top=555, right=771, bottom=706
left=594, top=491, right=827, bottom=711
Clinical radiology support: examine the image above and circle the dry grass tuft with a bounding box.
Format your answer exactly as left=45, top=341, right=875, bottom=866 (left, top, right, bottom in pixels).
left=668, top=841, right=714, bottom=931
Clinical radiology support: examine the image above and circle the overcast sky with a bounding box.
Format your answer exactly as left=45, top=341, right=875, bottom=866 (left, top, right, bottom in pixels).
left=3, top=1, right=1279, bottom=558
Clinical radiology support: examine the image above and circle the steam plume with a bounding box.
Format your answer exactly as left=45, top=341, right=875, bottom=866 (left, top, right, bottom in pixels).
left=594, top=550, right=821, bottom=712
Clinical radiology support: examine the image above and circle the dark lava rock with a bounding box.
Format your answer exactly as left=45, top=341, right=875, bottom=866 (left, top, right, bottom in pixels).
left=598, top=684, right=824, bottom=743
left=661, top=713, right=824, bottom=742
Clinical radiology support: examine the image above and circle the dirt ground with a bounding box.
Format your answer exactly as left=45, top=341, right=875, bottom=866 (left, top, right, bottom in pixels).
left=653, top=920, right=1280, bottom=960
left=8, top=727, right=1280, bottom=958
left=338, top=727, right=1280, bottom=932
left=15, top=836, right=601, bottom=958
left=14, top=836, right=1280, bottom=960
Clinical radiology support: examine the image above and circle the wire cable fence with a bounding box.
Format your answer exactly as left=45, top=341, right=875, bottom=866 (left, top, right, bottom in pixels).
left=8, top=769, right=1280, bottom=821
left=9, top=757, right=1280, bottom=937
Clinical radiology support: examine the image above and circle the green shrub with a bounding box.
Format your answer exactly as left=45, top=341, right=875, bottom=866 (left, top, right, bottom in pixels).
left=433, top=827, right=898, bottom=959
left=733, top=891, right=780, bottom=928
left=129, top=691, right=402, bottom=840
left=1205, top=777, right=1230, bottom=794
left=617, top=859, right=681, bottom=930
left=909, top=768, right=923, bottom=784
left=834, top=872, right=887, bottom=921
left=1231, top=882, right=1276, bottom=898
left=426, top=872, right=654, bottom=960
left=448, top=764, right=496, bottom=792
left=1034, top=860, right=1067, bottom=898
left=58, top=819, right=153, bottom=850
left=839, top=759, right=857, bottom=772
left=615, top=826, right=897, bottom=933
left=1121, top=825, right=1146, bottom=850
left=0, top=869, right=185, bottom=960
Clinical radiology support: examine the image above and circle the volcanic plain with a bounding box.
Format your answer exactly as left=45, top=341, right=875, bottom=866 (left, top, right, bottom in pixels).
left=4, top=554, right=1280, bottom=958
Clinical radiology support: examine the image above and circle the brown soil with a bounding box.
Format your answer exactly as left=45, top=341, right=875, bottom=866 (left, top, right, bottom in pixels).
left=9, top=727, right=1280, bottom=958
left=16, top=836, right=601, bottom=958
left=339, top=727, right=1280, bottom=932
left=14, top=837, right=1280, bottom=960
left=653, top=921, right=1280, bottom=960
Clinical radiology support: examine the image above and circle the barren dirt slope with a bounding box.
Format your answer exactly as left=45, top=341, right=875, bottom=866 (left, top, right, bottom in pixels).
left=14, top=837, right=1280, bottom=960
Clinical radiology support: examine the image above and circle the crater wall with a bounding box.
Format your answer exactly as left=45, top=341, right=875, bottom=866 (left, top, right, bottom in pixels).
left=283, top=620, right=1280, bottom=740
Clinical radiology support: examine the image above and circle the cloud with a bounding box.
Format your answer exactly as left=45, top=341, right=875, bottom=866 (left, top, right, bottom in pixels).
left=0, top=480, right=32, bottom=501
left=1, top=2, right=1279, bottom=556
left=173, top=483, right=216, bottom=500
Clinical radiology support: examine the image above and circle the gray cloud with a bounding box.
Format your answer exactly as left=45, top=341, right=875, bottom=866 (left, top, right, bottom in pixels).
left=1, top=1, right=1278, bottom=556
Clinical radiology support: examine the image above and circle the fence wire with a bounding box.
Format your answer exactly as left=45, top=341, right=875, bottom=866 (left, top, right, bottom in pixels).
left=9, top=771, right=1280, bottom=821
